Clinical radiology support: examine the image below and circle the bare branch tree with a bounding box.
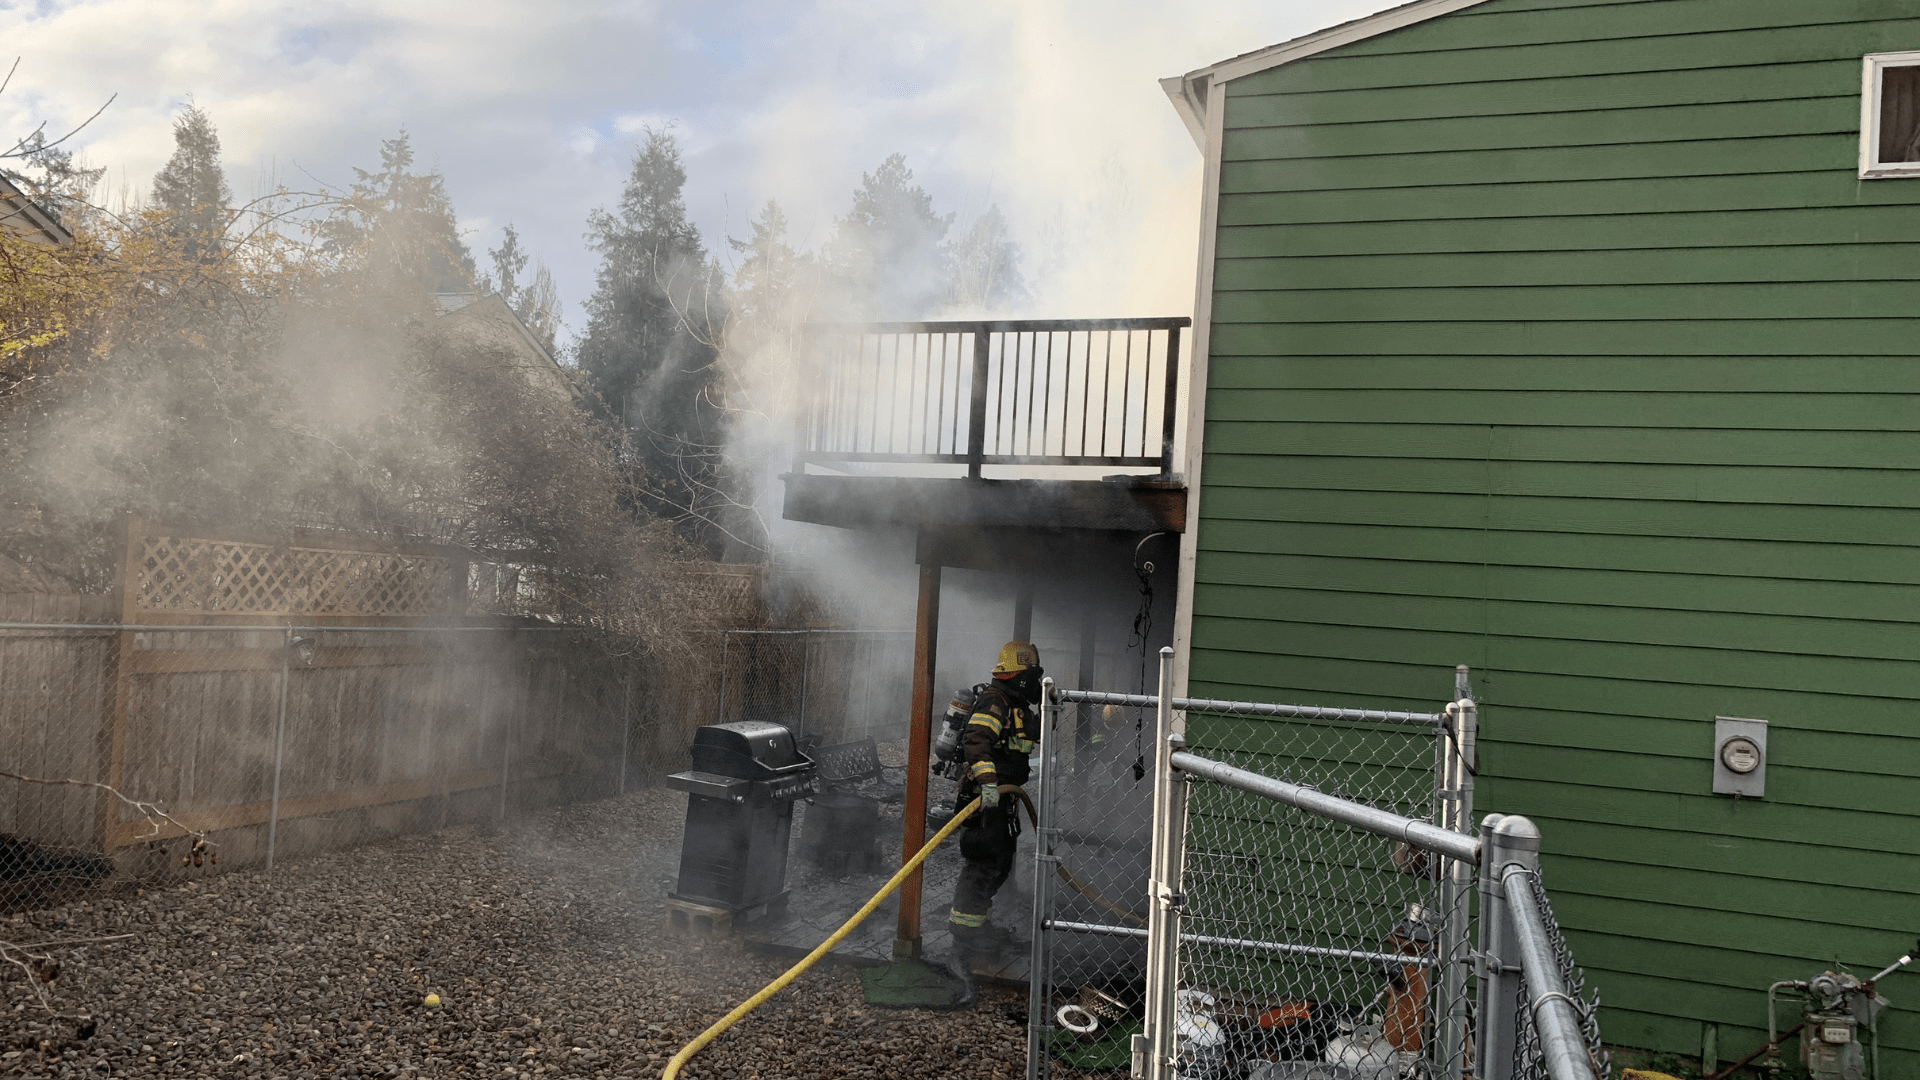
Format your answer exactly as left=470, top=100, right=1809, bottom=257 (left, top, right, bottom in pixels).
left=0, top=770, right=213, bottom=850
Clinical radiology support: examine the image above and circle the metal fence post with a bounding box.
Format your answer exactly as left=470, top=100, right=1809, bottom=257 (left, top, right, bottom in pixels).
left=1140, top=647, right=1183, bottom=1080
left=1027, top=678, right=1062, bottom=1080
left=1476, top=813, right=1540, bottom=1080
left=266, top=628, right=291, bottom=873
left=1453, top=668, right=1477, bottom=847
left=617, top=674, right=632, bottom=795
left=1439, top=675, right=1477, bottom=1080
left=498, top=664, right=514, bottom=822
left=797, top=629, right=811, bottom=738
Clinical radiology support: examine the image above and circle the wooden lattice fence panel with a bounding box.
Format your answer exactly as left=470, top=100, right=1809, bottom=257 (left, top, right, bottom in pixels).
left=688, top=567, right=763, bottom=627
left=133, top=532, right=453, bottom=619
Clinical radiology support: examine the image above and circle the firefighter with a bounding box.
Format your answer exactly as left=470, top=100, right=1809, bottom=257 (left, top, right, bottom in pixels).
left=948, top=640, right=1044, bottom=966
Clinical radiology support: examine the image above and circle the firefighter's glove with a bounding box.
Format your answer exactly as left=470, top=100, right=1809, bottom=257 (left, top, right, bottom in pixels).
left=978, top=783, right=1001, bottom=811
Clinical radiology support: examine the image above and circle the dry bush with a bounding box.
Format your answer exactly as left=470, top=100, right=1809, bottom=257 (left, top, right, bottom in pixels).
left=0, top=200, right=737, bottom=769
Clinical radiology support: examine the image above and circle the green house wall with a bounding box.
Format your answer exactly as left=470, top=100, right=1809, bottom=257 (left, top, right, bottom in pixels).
left=1187, top=0, right=1920, bottom=1065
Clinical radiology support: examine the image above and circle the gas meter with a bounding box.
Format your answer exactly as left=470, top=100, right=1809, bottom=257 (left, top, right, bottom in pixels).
left=1765, top=942, right=1915, bottom=1080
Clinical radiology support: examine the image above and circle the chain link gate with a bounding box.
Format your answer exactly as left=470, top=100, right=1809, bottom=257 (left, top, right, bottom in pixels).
left=1026, top=655, right=1477, bottom=1080
left=1158, top=690, right=1475, bottom=1080
left=1023, top=689, right=1160, bottom=1078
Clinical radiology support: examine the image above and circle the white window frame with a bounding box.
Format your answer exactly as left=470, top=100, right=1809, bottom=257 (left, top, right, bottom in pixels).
left=1860, top=50, right=1920, bottom=178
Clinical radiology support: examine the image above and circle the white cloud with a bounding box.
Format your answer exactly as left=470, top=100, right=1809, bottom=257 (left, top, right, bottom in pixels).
left=2, top=0, right=1408, bottom=340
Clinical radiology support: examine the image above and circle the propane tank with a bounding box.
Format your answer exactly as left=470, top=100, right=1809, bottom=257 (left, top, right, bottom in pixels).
left=1323, top=1021, right=1397, bottom=1080
left=932, top=685, right=977, bottom=780
left=1173, top=990, right=1231, bottom=1080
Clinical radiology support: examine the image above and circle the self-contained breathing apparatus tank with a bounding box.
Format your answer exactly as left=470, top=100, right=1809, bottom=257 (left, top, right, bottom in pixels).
left=932, top=684, right=986, bottom=781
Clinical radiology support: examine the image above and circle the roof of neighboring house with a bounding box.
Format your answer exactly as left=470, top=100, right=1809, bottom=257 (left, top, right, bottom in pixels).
left=1161, top=0, right=1495, bottom=148
left=433, top=292, right=576, bottom=401
left=0, top=174, right=74, bottom=246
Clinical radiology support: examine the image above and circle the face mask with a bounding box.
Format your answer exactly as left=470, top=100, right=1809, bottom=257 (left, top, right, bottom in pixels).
left=1018, top=668, right=1045, bottom=704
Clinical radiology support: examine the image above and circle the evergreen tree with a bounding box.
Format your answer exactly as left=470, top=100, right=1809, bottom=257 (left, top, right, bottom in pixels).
left=515, top=264, right=562, bottom=353
left=824, top=154, right=952, bottom=319
left=946, top=204, right=1026, bottom=312
left=323, top=130, right=474, bottom=292
left=709, top=200, right=819, bottom=559
left=726, top=200, right=813, bottom=330
left=3, top=133, right=105, bottom=230
left=577, top=128, right=726, bottom=551
left=484, top=222, right=528, bottom=299
left=483, top=223, right=563, bottom=351
left=150, top=104, right=230, bottom=256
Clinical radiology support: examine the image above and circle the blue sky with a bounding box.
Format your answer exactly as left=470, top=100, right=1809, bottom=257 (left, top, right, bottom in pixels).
left=1, top=0, right=1406, bottom=346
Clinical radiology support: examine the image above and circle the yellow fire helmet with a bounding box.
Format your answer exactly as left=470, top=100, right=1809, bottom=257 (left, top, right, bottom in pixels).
left=993, top=640, right=1041, bottom=678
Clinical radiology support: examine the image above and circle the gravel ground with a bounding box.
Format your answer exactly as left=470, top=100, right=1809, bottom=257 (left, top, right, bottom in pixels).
left=3, top=789, right=1029, bottom=1079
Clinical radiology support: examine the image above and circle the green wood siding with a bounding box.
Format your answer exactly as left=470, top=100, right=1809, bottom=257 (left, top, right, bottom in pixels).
left=1189, top=0, right=1920, bottom=1065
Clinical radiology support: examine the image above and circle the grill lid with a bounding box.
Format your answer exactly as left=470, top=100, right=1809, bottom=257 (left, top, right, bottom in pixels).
left=690, top=721, right=813, bottom=779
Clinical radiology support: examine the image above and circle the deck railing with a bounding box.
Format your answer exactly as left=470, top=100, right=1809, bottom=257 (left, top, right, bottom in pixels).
left=797, top=318, right=1190, bottom=478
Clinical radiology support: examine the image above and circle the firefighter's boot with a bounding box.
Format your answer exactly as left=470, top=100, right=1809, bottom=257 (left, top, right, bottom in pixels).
left=950, top=921, right=1028, bottom=969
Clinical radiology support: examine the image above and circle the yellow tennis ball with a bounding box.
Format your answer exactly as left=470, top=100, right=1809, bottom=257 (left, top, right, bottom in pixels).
left=423, top=994, right=441, bottom=1009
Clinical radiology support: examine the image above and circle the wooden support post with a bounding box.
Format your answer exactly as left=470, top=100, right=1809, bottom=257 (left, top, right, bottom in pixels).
left=1012, top=578, right=1033, bottom=643
left=895, top=561, right=942, bottom=958
left=1159, top=325, right=1182, bottom=477
left=966, top=332, right=991, bottom=479
left=266, top=628, right=290, bottom=872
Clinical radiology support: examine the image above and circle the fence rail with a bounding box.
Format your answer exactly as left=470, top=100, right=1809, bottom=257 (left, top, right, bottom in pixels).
left=799, top=318, right=1189, bottom=478
left=1165, top=744, right=1480, bottom=865
left=1058, top=689, right=1448, bottom=727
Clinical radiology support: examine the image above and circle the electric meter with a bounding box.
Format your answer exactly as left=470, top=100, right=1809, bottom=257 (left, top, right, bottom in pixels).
left=1720, top=736, right=1762, bottom=774
left=1712, top=717, right=1768, bottom=797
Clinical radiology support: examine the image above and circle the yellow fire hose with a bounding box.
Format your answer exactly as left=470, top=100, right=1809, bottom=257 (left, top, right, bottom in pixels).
left=661, top=782, right=1148, bottom=1079
left=661, top=793, right=986, bottom=1080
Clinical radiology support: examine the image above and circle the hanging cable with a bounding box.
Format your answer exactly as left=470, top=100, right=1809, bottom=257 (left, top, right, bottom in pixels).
left=1128, top=532, right=1169, bottom=781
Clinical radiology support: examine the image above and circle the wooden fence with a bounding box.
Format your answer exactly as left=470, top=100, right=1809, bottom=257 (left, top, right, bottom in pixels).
left=0, top=518, right=650, bottom=901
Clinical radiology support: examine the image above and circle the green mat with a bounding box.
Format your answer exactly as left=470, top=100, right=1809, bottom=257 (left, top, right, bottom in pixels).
left=859, top=958, right=971, bottom=1009
left=1045, top=1018, right=1142, bottom=1071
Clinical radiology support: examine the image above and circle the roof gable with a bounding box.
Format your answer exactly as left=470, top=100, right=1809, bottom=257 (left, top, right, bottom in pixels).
left=0, top=175, right=74, bottom=246
left=434, top=292, right=576, bottom=403
left=1162, top=0, right=1497, bottom=148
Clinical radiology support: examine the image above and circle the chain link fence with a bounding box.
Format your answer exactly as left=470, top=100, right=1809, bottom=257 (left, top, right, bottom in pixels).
left=1510, top=871, right=1609, bottom=1080
left=1168, top=696, right=1469, bottom=1080
left=715, top=629, right=913, bottom=746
